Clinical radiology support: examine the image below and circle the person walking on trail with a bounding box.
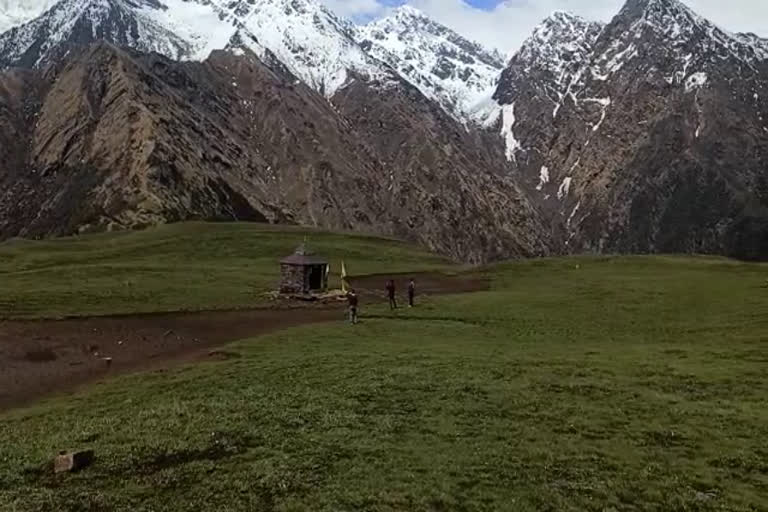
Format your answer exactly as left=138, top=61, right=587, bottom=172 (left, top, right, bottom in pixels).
left=347, top=289, right=359, bottom=325
left=408, top=278, right=416, bottom=308
left=386, top=279, right=397, bottom=310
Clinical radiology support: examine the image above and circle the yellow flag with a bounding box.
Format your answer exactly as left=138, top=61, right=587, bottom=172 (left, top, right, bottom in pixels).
left=341, top=260, right=347, bottom=293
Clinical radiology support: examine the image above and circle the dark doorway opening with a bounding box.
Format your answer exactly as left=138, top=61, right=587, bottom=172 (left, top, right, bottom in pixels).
left=308, top=265, right=324, bottom=290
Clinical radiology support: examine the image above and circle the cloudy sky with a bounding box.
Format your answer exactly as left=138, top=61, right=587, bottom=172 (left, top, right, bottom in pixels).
left=322, top=0, right=768, bottom=53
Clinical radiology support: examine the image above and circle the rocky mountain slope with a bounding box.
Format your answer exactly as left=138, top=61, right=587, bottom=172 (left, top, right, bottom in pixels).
left=0, top=0, right=767, bottom=261
left=0, top=42, right=551, bottom=262
left=489, top=0, right=768, bottom=259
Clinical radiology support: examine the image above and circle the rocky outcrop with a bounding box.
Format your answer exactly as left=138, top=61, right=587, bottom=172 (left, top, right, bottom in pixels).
left=490, top=0, right=768, bottom=259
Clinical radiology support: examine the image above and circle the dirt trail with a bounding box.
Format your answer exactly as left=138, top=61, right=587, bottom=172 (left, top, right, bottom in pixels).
left=0, top=273, right=487, bottom=412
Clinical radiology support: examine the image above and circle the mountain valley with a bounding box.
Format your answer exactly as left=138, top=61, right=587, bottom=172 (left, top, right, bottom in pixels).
left=0, top=0, right=766, bottom=261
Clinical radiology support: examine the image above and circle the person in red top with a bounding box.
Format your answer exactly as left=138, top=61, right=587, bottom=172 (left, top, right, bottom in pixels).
left=347, top=289, right=359, bottom=325
left=386, top=279, right=397, bottom=310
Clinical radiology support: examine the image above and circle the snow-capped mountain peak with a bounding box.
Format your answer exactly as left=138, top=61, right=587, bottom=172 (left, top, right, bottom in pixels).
left=390, top=5, right=429, bottom=23
left=211, top=0, right=391, bottom=96
left=609, top=0, right=768, bottom=67
left=515, top=10, right=604, bottom=74
left=494, top=11, right=603, bottom=107
left=0, top=0, right=505, bottom=114
left=0, top=0, right=393, bottom=96
left=0, top=0, right=196, bottom=69
left=356, top=5, right=504, bottom=122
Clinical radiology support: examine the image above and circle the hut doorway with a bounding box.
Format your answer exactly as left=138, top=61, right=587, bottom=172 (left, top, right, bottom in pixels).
left=308, top=265, right=324, bottom=290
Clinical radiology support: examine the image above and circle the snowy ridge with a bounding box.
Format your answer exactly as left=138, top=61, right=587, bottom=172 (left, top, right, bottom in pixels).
left=210, top=0, right=392, bottom=96
left=356, top=5, right=504, bottom=122
left=592, top=0, right=768, bottom=87
left=517, top=11, right=603, bottom=118
left=0, top=0, right=394, bottom=97
left=3, top=0, right=766, bottom=126
left=514, top=11, right=603, bottom=89
left=735, top=32, right=768, bottom=61
left=624, top=0, right=768, bottom=65
left=494, top=11, right=604, bottom=122
left=0, top=0, right=194, bottom=68
left=490, top=0, right=768, bottom=165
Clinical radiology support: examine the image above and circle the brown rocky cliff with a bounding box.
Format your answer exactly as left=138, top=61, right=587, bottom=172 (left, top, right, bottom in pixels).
left=0, top=43, right=552, bottom=262
left=334, top=76, right=552, bottom=262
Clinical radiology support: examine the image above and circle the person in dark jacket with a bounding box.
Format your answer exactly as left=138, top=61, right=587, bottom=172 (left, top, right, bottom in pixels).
left=407, top=278, right=415, bottom=307
left=386, top=279, right=397, bottom=310
left=347, top=289, right=359, bottom=325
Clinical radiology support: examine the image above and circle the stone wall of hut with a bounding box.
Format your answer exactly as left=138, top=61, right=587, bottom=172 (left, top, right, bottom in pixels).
left=280, top=264, right=306, bottom=294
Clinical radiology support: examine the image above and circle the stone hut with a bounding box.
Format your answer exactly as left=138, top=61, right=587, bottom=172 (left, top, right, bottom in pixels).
left=279, top=244, right=328, bottom=294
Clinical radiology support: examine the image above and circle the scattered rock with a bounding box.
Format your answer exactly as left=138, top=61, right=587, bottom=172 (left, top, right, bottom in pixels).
left=695, top=490, right=719, bottom=502
left=54, top=450, right=94, bottom=474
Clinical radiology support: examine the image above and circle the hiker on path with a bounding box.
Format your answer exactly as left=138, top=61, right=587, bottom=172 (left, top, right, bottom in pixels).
left=386, top=279, right=397, bottom=310
left=347, top=289, right=359, bottom=325
left=408, top=278, right=416, bottom=308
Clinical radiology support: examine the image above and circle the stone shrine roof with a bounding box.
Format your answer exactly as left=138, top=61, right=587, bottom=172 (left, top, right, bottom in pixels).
left=280, top=243, right=327, bottom=266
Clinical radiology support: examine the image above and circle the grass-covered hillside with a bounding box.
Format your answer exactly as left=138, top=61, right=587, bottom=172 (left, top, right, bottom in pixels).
left=1, top=251, right=766, bottom=511
left=0, top=222, right=451, bottom=319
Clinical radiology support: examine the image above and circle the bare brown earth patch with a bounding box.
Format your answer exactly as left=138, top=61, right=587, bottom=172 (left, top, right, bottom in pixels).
left=0, top=272, right=487, bottom=412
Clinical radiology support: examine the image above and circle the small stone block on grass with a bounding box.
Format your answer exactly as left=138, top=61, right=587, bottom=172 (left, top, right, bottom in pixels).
left=54, top=450, right=94, bottom=473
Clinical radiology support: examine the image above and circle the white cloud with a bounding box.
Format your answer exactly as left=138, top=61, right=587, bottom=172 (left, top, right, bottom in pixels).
left=323, top=0, right=768, bottom=54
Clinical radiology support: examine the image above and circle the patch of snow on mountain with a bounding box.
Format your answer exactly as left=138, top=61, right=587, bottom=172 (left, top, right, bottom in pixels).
left=536, top=166, right=550, bottom=191
left=593, top=39, right=637, bottom=80
left=501, top=102, right=521, bottom=162
left=685, top=71, right=707, bottom=92
left=473, top=92, right=502, bottom=128
left=357, top=5, right=503, bottom=122
left=567, top=201, right=581, bottom=228
left=584, top=96, right=611, bottom=131
left=557, top=176, right=572, bottom=200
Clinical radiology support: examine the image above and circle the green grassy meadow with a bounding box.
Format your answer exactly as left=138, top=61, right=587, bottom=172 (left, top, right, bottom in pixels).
left=0, top=223, right=450, bottom=319
left=1, top=225, right=767, bottom=510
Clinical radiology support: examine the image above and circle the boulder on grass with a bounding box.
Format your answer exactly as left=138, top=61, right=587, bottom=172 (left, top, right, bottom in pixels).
left=54, top=450, right=94, bottom=473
